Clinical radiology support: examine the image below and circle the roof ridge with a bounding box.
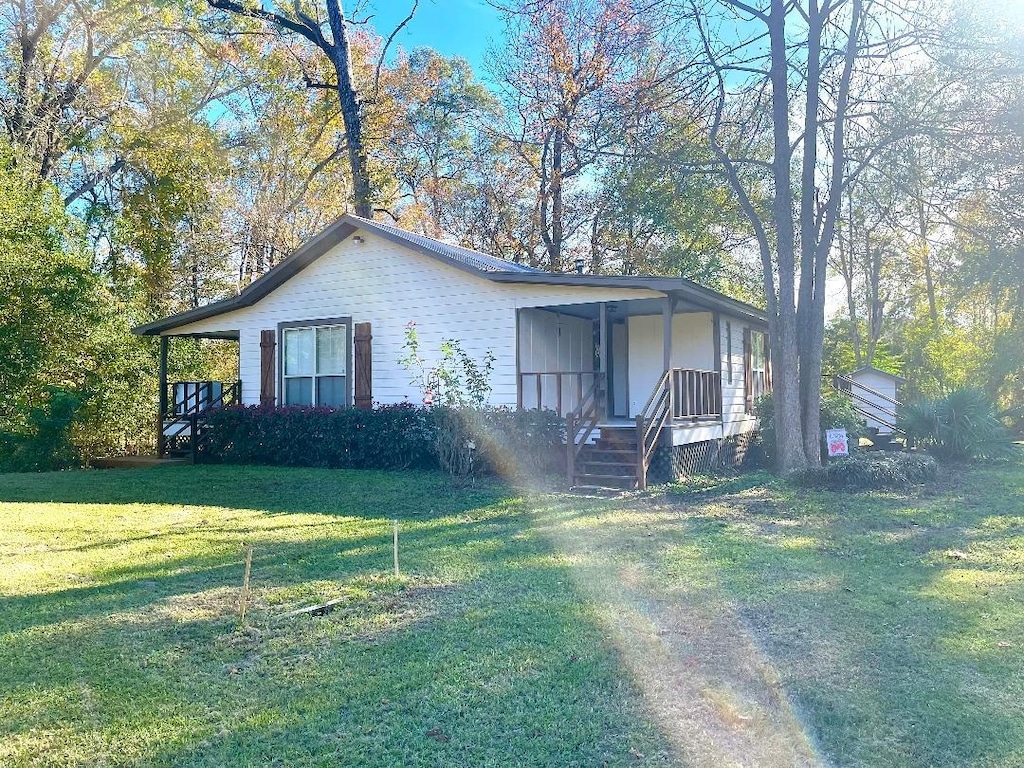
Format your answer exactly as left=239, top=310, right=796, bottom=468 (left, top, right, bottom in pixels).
left=347, top=215, right=541, bottom=274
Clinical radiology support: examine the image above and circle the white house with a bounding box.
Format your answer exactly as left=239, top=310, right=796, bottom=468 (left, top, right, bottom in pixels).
left=136, top=214, right=770, bottom=488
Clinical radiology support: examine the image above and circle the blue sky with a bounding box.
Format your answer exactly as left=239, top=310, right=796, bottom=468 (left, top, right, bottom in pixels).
left=365, top=0, right=505, bottom=78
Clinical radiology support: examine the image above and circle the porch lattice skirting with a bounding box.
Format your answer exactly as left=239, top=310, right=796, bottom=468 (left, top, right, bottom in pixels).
left=648, top=432, right=757, bottom=484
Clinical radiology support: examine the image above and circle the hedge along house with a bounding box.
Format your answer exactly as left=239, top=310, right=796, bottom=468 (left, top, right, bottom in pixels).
left=135, top=214, right=770, bottom=489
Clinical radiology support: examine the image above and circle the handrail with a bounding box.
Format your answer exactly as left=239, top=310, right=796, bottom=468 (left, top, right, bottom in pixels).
left=832, top=373, right=901, bottom=408
left=635, top=370, right=673, bottom=491
left=567, top=374, right=603, bottom=421
left=566, top=374, right=606, bottom=485
left=159, top=381, right=241, bottom=458
left=826, top=374, right=903, bottom=435
left=638, top=370, right=671, bottom=420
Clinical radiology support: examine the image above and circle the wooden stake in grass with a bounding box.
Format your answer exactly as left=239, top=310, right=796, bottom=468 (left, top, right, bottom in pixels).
left=238, top=545, right=253, bottom=624
left=393, top=519, right=400, bottom=577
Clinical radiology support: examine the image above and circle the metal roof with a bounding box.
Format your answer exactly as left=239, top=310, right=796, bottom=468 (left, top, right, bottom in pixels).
left=351, top=216, right=541, bottom=274
left=135, top=213, right=767, bottom=336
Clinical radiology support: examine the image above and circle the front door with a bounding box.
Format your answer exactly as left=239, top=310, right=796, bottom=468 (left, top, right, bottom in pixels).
left=609, top=320, right=628, bottom=418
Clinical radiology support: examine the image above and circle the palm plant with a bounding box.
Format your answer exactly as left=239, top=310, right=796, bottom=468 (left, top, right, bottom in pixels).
left=899, top=388, right=1014, bottom=461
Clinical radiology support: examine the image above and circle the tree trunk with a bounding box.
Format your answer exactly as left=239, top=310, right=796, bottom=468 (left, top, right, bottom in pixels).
left=768, top=0, right=806, bottom=475
left=325, top=0, right=372, bottom=218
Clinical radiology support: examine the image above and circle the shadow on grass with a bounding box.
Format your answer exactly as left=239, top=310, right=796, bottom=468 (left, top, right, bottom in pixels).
left=0, top=468, right=675, bottom=767
left=514, top=460, right=1024, bottom=767
left=0, top=465, right=509, bottom=518
left=653, top=467, right=1024, bottom=768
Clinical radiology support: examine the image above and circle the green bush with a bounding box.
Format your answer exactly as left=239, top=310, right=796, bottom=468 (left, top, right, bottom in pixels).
left=0, top=389, right=82, bottom=472
left=200, top=403, right=436, bottom=470
left=899, top=388, right=1014, bottom=461
left=756, top=389, right=865, bottom=466
left=797, top=452, right=938, bottom=490
left=199, top=404, right=566, bottom=478
left=431, top=406, right=566, bottom=480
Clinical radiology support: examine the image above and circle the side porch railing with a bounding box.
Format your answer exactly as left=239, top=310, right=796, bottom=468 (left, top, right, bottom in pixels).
left=828, top=373, right=903, bottom=435
left=635, top=368, right=722, bottom=490
left=518, top=371, right=603, bottom=418
left=562, top=373, right=607, bottom=484
left=159, top=380, right=241, bottom=460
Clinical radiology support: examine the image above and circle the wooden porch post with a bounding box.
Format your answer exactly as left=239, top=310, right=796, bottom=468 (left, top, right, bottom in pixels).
left=157, top=335, right=168, bottom=458
left=712, top=312, right=723, bottom=417
left=662, top=295, right=674, bottom=372
left=599, top=302, right=608, bottom=418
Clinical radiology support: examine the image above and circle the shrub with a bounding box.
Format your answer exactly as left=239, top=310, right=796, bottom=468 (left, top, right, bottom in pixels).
left=0, top=388, right=82, bottom=472
left=200, top=402, right=436, bottom=470
left=797, top=452, right=938, bottom=490
left=433, top=407, right=566, bottom=480
left=199, top=403, right=566, bottom=479
left=756, top=389, right=865, bottom=466
left=899, top=388, right=1014, bottom=461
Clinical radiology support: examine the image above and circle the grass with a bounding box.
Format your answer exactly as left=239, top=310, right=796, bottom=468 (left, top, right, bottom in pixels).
left=0, top=467, right=672, bottom=766
left=1, top=453, right=1022, bottom=766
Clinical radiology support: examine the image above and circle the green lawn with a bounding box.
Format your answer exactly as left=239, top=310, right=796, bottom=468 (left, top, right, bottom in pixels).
left=1, top=456, right=1022, bottom=766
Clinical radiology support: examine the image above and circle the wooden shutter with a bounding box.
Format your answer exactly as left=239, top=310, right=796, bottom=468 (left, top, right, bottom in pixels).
left=743, top=327, right=753, bottom=414
left=354, top=322, right=372, bottom=410
left=763, top=332, right=772, bottom=391
left=260, top=329, right=276, bottom=407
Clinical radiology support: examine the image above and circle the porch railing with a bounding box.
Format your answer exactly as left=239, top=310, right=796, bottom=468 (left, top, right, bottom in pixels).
left=518, top=371, right=602, bottom=418
left=633, top=368, right=723, bottom=490
left=164, top=380, right=242, bottom=417
left=159, top=380, right=241, bottom=459
left=671, top=368, right=722, bottom=419
left=828, top=373, right=902, bottom=435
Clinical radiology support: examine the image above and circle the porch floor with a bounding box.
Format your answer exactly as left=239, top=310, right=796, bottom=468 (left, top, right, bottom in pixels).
left=596, top=416, right=723, bottom=429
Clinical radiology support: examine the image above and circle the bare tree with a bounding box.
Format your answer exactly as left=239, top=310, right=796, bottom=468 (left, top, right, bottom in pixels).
left=682, top=0, right=939, bottom=472
left=206, top=0, right=416, bottom=219
left=490, top=0, right=658, bottom=271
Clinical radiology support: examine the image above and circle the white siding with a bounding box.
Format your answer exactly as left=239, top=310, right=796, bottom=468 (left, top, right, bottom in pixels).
left=167, top=232, right=656, bottom=407
left=625, top=312, right=715, bottom=417
left=849, top=369, right=900, bottom=431
left=719, top=314, right=758, bottom=436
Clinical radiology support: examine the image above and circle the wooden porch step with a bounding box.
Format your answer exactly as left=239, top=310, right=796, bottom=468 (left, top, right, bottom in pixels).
left=572, top=472, right=638, bottom=489
left=580, top=447, right=636, bottom=459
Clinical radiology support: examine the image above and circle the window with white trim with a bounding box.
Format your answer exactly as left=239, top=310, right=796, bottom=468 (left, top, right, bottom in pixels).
left=750, top=330, right=767, bottom=400
left=282, top=324, right=348, bottom=407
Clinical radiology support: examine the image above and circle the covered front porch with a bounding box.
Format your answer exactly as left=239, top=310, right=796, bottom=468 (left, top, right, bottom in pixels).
left=515, top=293, right=732, bottom=489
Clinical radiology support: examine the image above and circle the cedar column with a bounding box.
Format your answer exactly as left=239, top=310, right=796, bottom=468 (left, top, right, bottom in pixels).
left=354, top=322, right=372, bottom=409
left=260, top=330, right=276, bottom=407
left=598, top=303, right=608, bottom=418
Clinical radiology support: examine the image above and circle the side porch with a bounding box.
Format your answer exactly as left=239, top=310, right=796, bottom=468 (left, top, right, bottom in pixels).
left=154, top=331, right=242, bottom=460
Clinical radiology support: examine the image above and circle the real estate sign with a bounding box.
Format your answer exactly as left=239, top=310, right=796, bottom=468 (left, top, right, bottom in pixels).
left=826, top=428, right=850, bottom=458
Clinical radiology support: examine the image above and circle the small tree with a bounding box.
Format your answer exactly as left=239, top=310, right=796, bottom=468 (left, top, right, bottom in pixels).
left=398, top=322, right=496, bottom=483
left=397, top=322, right=494, bottom=408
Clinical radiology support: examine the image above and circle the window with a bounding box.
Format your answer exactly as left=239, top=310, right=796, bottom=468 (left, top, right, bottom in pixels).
left=726, top=321, right=733, bottom=383
left=282, top=323, right=348, bottom=407
left=751, top=330, right=767, bottom=400
left=743, top=328, right=769, bottom=414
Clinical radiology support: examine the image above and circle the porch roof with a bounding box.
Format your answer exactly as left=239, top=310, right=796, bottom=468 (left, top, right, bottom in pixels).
left=134, top=213, right=767, bottom=336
